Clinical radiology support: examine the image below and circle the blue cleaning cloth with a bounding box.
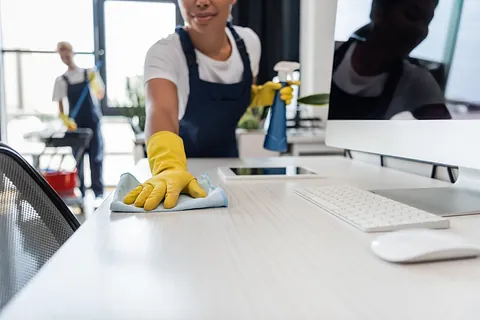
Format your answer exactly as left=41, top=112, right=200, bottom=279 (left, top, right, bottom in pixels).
left=110, top=173, right=228, bottom=213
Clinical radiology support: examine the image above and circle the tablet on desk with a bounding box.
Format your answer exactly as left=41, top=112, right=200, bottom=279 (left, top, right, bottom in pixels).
left=218, top=166, right=320, bottom=181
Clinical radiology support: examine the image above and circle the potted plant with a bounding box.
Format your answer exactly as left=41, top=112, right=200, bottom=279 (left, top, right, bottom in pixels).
left=237, top=106, right=268, bottom=130
left=237, top=93, right=330, bottom=130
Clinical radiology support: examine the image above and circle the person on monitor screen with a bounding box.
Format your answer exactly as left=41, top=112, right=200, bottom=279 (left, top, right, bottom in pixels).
left=52, top=41, right=105, bottom=207
left=123, top=0, right=298, bottom=211
left=329, top=0, right=452, bottom=120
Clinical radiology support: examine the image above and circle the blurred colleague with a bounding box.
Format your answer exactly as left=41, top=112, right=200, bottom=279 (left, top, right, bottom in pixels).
left=53, top=41, right=105, bottom=206
left=329, top=0, right=452, bottom=120
left=124, top=0, right=297, bottom=210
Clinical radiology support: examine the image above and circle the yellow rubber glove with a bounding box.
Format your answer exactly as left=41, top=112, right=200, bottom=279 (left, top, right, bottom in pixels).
left=249, top=81, right=300, bottom=108
left=123, top=131, right=207, bottom=210
left=88, top=71, right=101, bottom=98
left=59, top=113, right=77, bottom=131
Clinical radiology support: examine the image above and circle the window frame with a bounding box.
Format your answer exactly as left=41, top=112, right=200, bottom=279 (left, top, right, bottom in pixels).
left=443, top=0, right=464, bottom=81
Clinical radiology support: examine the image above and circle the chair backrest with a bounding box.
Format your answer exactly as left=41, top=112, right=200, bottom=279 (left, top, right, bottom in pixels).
left=0, top=143, right=79, bottom=311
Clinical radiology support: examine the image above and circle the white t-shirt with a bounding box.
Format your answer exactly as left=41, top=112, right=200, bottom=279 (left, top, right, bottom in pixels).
left=52, top=67, right=104, bottom=111
left=333, top=42, right=445, bottom=119
left=144, top=26, right=261, bottom=120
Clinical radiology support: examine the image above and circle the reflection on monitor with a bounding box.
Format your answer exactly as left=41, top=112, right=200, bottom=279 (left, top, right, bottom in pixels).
left=329, top=0, right=478, bottom=121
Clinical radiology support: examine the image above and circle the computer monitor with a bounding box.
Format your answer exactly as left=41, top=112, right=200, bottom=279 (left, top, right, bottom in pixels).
left=325, top=0, right=480, bottom=216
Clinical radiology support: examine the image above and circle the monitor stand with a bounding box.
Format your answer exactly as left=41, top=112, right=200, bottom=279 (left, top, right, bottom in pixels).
left=371, top=167, right=480, bottom=217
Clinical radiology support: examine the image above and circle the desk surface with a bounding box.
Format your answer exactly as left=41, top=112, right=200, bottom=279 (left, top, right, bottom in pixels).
left=2, top=157, right=480, bottom=320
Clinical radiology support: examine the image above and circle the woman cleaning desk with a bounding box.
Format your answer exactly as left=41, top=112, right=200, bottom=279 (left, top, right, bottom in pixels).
left=124, top=0, right=297, bottom=211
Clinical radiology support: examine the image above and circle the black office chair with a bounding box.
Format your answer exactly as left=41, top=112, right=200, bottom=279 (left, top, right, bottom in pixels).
left=0, top=143, right=80, bottom=311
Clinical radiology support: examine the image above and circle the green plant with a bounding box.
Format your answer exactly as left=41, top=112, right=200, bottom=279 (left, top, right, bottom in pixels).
left=117, top=76, right=146, bottom=132
left=238, top=110, right=260, bottom=130
left=237, top=107, right=267, bottom=130
left=237, top=93, right=330, bottom=130
left=297, top=93, right=330, bottom=106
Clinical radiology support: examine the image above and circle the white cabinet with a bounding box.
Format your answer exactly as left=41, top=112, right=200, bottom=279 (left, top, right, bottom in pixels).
left=236, top=129, right=280, bottom=158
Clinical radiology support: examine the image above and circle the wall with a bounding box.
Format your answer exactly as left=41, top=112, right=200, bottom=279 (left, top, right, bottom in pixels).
left=232, top=0, right=301, bottom=84
left=299, top=0, right=337, bottom=123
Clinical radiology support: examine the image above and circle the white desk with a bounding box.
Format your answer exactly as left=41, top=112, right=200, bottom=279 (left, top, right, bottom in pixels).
left=2, top=157, right=480, bottom=320
left=287, top=129, right=343, bottom=156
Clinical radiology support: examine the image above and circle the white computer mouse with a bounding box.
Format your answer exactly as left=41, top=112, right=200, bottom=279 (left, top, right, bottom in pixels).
left=371, top=229, right=480, bottom=263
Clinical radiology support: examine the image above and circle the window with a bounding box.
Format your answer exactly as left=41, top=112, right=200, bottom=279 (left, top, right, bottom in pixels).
left=3, top=53, right=94, bottom=115
left=0, top=0, right=95, bottom=116
left=103, top=1, right=177, bottom=107
left=334, top=0, right=371, bottom=42
left=1, top=0, right=180, bottom=116
left=0, top=0, right=94, bottom=52
left=445, top=0, right=480, bottom=102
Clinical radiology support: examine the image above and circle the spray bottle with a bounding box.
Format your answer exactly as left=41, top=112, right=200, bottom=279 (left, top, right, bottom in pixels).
left=264, top=61, right=301, bottom=152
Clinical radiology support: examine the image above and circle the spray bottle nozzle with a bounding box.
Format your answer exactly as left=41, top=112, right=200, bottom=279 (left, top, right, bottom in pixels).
left=274, top=61, right=300, bottom=82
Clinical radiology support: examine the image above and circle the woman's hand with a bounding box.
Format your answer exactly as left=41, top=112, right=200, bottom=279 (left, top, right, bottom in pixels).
left=250, top=80, right=300, bottom=108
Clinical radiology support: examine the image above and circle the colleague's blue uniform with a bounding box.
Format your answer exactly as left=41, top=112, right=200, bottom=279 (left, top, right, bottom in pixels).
left=328, top=37, right=403, bottom=120
left=175, top=23, right=252, bottom=158
left=63, top=70, right=104, bottom=197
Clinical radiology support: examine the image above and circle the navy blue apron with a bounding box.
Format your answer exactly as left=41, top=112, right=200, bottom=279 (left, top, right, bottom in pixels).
left=63, top=70, right=104, bottom=197
left=328, top=38, right=404, bottom=120
left=176, top=23, right=252, bottom=158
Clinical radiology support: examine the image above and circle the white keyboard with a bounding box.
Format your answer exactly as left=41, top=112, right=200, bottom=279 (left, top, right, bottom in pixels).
left=293, top=185, right=450, bottom=232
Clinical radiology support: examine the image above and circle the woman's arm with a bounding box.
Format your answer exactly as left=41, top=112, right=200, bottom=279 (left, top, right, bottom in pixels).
left=58, top=100, right=65, bottom=115
left=144, top=78, right=179, bottom=141
left=402, top=68, right=451, bottom=120
left=412, top=104, right=452, bottom=120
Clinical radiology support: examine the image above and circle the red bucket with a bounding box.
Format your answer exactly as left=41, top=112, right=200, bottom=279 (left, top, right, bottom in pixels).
left=42, top=169, right=77, bottom=197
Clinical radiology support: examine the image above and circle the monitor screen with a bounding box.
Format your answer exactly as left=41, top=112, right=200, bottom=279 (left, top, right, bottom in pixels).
left=329, top=0, right=479, bottom=121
